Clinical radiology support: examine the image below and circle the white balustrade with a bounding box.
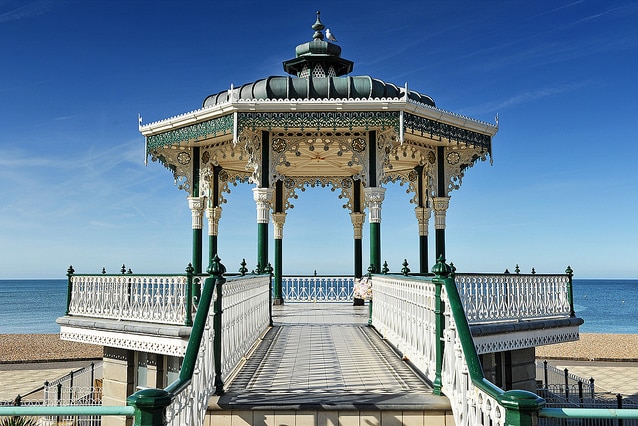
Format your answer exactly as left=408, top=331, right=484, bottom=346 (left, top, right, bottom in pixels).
left=371, top=274, right=507, bottom=426
left=282, top=276, right=354, bottom=302
left=68, top=275, right=188, bottom=325
left=440, top=285, right=505, bottom=426
left=166, top=274, right=270, bottom=426
left=371, top=275, right=437, bottom=378
left=455, top=273, right=571, bottom=324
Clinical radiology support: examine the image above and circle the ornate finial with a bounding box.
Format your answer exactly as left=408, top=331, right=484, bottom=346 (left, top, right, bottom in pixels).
left=265, top=263, right=274, bottom=275
left=101, top=267, right=106, bottom=274
left=312, top=11, right=325, bottom=41
left=515, top=264, right=520, bottom=274
left=381, top=261, right=389, bottom=275
left=401, top=259, right=410, bottom=276
left=367, top=263, right=374, bottom=277
left=565, top=265, right=573, bottom=276
left=239, top=259, right=248, bottom=276
left=67, top=265, right=75, bottom=276
left=127, top=268, right=133, bottom=274
left=254, top=262, right=262, bottom=274
left=121, top=264, right=126, bottom=274
left=208, top=254, right=226, bottom=277
left=450, top=262, right=456, bottom=277
left=185, top=263, right=194, bottom=275
left=431, top=255, right=451, bottom=277
left=531, top=267, right=536, bottom=274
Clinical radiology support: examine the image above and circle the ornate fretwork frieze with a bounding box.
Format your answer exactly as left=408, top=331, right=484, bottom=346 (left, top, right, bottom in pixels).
left=146, top=114, right=234, bottom=150
left=472, top=327, right=580, bottom=355
left=404, top=112, right=491, bottom=150
left=442, top=145, right=490, bottom=196
left=281, top=176, right=356, bottom=212
left=238, top=111, right=400, bottom=134
left=269, top=131, right=369, bottom=186
left=149, top=147, right=193, bottom=193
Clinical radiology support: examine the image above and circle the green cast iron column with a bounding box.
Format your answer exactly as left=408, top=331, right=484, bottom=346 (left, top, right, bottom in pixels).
left=352, top=179, right=364, bottom=278
left=415, top=166, right=430, bottom=273
left=272, top=180, right=285, bottom=305
left=208, top=165, right=222, bottom=266
left=254, top=131, right=271, bottom=272
left=434, top=146, right=449, bottom=260
left=189, top=147, right=203, bottom=274
left=365, top=131, right=384, bottom=273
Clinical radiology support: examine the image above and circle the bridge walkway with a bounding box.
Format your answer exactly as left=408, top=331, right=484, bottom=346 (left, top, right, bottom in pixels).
left=209, top=303, right=451, bottom=424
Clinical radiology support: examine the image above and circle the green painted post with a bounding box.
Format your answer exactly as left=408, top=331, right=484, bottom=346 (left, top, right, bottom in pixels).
left=431, top=256, right=449, bottom=395
left=185, top=264, right=194, bottom=326
left=257, top=222, right=268, bottom=276
left=273, top=238, right=283, bottom=304
left=354, top=238, right=362, bottom=278
left=566, top=265, right=575, bottom=317
left=192, top=229, right=202, bottom=275
left=502, top=389, right=545, bottom=426
left=370, top=222, right=381, bottom=273
left=212, top=257, right=226, bottom=396
left=127, top=388, right=172, bottom=426
left=65, top=265, right=74, bottom=315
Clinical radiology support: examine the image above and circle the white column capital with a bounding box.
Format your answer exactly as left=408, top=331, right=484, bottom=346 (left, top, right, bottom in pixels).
left=206, top=206, right=223, bottom=236
left=272, top=212, right=287, bottom=240
left=188, top=196, right=206, bottom=230
left=414, top=206, right=431, bottom=237
left=350, top=212, right=365, bottom=239
left=432, top=196, right=450, bottom=230
left=252, top=187, right=275, bottom=224
left=364, top=187, right=386, bottom=224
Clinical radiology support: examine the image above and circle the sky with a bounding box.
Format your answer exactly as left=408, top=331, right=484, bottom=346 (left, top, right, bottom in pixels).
left=1, top=0, right=637, bottom=279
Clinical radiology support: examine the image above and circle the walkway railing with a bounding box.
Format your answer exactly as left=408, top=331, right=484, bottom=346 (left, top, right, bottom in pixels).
left=65, top=265, right=201, bottom=326
left=128, top=257, right=271, bottom=426
left=455, top=270, right=574, bottom=323
left=281, top=275, right=354, bottom=302
left=371, top=260, right=638, bottom=426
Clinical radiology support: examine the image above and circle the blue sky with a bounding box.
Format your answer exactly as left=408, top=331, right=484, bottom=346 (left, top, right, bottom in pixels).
left=1, top=0, right=637, bottom=279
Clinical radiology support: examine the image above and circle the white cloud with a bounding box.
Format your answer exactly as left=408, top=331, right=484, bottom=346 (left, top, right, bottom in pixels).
left=0, top=0, right=55, bottom=23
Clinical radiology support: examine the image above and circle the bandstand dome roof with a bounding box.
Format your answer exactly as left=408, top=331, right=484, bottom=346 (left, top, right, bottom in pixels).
left=203, top=12, right=435, bottom=108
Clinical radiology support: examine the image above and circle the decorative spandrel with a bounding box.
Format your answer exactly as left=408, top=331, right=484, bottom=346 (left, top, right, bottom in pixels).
left=146, top=114, right=234, bottom=150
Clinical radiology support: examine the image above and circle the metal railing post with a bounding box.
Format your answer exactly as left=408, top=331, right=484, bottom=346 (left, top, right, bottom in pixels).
left=66, top=266, right=75, bottom=315
left=566, top=266, right=575, bottom=317
left=590, top=378, right=595, bottom=400
left=185, top=263, right=194, bottom=326
left=431, top=256, right=449, bottom=395
left=211, top=256, right=227, bottom=396
left=544, top=360, right=549, bottom=390
left=564, top=368, right=570, bottom=400
left=128, top=388, right=172, bottom=426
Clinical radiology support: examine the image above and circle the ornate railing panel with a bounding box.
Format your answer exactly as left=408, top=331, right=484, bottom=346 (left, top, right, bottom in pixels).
left=370, top=275, right=437, bottom=379
left=454, top=273, right=571, bottom=324
left=221, top=275, right=271, bottom=376
left=163, top=273, right=270, bottom=426
left=282, top=275, right=354, bottom=302
left=68, top=274, right=189, bottom=325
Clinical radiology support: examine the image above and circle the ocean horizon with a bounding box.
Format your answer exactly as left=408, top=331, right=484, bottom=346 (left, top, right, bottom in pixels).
left=0, top=278, right=635, bottom=335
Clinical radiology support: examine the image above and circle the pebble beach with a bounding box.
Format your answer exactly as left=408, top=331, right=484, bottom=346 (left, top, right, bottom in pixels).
left=1, top=332, right=637, bottom=363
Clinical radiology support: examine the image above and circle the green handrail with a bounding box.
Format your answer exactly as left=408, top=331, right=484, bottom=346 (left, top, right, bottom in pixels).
left=540, top=408, right=638, bottom=420
left=432, top=257, right=545, bottom=426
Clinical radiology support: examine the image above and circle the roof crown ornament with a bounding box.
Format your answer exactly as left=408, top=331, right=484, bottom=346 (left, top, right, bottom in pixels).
left=312, top=11, right=325, bottom=41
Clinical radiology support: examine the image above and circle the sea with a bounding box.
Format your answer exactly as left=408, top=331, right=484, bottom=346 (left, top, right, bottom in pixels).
left=0, top=279, right=636, bottom=334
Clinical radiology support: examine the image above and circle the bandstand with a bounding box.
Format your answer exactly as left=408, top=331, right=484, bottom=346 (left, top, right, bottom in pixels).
left=140, top=12, right=498, bottom=304
left=49, top=13, right=589, bottom=426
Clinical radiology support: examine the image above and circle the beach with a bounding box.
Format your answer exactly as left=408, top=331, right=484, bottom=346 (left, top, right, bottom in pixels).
left=0, top=334, right=102, bottom=363
left=1, top=332, right=636, bottom=363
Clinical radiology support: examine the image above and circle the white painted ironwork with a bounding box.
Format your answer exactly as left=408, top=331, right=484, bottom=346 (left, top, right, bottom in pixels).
left=165, top=275, right=270, bottom=426
left=455, top=273, right=571, bottom=324
left=221, top=275, right=271, bottom=376
left=440, top=284, right=506, bottom=426
left=282, top=276, right=354, bottom=302
left=371, top=275, right=437, bottom=379
left=68, top=275, right=188, bottom=325
left=371, top=274, right=506, bottom=426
